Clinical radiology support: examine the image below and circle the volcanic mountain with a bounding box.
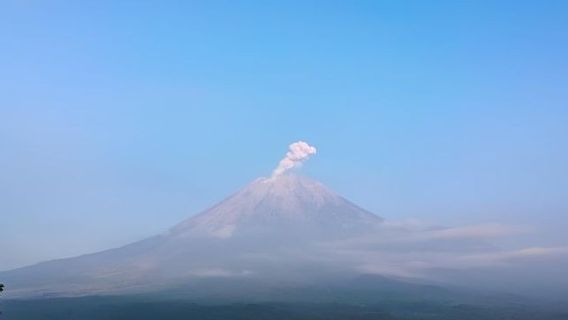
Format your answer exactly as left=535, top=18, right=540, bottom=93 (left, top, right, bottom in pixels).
left=172, top=174, right=382, bottom=239
left=1, top=174, right=384, bottom=298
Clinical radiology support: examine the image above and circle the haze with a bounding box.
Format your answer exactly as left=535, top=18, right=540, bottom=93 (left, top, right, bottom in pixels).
left=1, top=0, right=567, bottom=302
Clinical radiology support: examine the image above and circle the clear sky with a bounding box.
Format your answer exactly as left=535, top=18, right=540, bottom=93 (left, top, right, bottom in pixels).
left=1, top=1, right=567, bottom=271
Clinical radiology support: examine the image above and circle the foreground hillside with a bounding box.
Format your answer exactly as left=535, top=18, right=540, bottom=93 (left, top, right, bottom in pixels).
left=3, top=275, right=568, bottom=320
left=3, top=296, right=568, bottom=320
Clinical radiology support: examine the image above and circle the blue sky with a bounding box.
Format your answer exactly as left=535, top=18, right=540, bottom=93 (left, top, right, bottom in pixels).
left=1, top=1, right=567, bottom=270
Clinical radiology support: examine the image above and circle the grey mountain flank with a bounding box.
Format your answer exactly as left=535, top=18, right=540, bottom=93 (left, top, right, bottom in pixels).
left=1, top=175, right=384, bottom=298
left=173, top=175, right=382, bottom=238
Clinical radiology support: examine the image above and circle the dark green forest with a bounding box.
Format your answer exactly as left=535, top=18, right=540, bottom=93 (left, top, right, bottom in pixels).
left=3, top=296, right=568, bottom=320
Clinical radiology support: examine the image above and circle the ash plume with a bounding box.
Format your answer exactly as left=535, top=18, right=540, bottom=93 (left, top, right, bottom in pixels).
left=272, top=141, right=317, bottom=177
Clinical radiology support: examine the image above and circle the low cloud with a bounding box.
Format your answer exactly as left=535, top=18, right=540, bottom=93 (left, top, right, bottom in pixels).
left=458, top=246, right=568, bottom=266
left=426, top=223, right=528, bottom=240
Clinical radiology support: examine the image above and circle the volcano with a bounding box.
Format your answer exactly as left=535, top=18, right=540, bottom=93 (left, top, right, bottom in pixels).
left=1, top=174, right=384, bottom=298
left=172, top=174, right=382, bottom=239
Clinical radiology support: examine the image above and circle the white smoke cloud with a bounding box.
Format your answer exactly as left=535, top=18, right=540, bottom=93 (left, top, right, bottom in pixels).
left=272, top=141, right=317, bottom=177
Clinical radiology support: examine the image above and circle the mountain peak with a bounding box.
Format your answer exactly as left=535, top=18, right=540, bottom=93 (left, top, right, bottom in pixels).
left=246, top=174, right=337, bottom=205
left=170, top=174, right=382, bottom=239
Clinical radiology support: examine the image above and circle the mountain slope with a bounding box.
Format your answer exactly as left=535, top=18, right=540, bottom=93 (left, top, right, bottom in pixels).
left=1, top=174, right=383, bottom=298
left=171, top=174, right=382, bottom=238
